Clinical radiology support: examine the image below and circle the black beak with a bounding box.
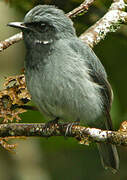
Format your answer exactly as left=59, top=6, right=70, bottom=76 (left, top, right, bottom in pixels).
left=7, top=22, right=28, bottom=30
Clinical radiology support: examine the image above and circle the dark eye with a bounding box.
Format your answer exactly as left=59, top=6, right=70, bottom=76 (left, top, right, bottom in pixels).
left=26, top=22, right=47, bottom=28
left=25, top=22, right=50, bottom=32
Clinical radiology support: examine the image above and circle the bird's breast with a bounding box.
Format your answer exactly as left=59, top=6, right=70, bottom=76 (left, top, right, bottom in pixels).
left=25, top=51, right=104, bottom=127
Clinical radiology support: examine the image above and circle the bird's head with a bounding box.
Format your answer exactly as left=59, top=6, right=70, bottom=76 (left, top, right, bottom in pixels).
left=8, top=5, right=76, bottom=47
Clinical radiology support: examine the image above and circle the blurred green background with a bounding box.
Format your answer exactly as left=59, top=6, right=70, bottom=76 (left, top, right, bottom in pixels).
left=0, top=0, right=127, bottom=179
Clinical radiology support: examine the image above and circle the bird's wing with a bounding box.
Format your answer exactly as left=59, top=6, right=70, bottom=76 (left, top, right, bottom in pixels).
left=69, top=38, right=113, bottom=130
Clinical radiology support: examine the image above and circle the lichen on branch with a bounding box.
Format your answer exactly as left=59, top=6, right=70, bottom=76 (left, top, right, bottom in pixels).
left=0, top=120, right=127, bottom=152
left=0, top=75, right=30, bottom=123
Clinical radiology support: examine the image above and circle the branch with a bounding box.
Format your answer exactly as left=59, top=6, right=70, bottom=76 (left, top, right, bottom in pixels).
left=0, top=32, right=22, bottom=52
left=0, top=121, right=127, bottom=146
left=80, top=0, right=127, bottom=47
left=67, top=0, right=95, bottom=18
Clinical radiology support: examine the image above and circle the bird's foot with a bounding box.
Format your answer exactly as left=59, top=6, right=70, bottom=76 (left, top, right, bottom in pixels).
left=65, top=119, right=80, bottom=136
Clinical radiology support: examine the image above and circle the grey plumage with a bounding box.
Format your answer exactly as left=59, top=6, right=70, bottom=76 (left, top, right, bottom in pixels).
left=8, top=5, right=119, bottom=171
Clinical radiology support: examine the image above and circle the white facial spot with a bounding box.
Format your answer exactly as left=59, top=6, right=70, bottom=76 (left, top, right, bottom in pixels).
left=34, top=40, right=51, bottom=45
left=43, top=41, right=49, bottom=44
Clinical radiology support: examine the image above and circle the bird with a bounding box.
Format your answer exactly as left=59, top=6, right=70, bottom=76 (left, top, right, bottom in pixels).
left=8, top=5, right=119, bottom=172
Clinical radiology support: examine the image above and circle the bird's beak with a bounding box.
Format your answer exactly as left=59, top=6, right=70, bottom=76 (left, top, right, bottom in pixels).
left=7, top=22, right=28, bottom=30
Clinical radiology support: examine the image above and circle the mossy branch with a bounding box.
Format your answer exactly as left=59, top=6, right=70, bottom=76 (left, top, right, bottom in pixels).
left=0, top=121, right=127, bottom=147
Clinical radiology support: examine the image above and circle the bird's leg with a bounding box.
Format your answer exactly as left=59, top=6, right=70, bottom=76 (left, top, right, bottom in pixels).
left=65, top=119, right=80, bottom=136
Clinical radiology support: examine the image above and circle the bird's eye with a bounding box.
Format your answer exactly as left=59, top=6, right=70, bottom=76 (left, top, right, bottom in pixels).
left=26, top=22, right=47, bottom=28
left=25, top=22, right=49, bottom=32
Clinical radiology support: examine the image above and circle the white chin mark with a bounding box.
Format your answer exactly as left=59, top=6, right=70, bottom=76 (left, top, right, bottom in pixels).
left=43, top=41, right=49, bottom=44
left=35, top=40, right=50, bottom=45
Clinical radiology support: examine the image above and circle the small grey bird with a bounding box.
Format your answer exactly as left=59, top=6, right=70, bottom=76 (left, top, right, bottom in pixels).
left=8, top=5, right=119, bottom=171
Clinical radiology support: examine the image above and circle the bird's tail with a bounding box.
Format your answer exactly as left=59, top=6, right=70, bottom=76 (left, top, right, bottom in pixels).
left=97, top=143, right=119, bottom=173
